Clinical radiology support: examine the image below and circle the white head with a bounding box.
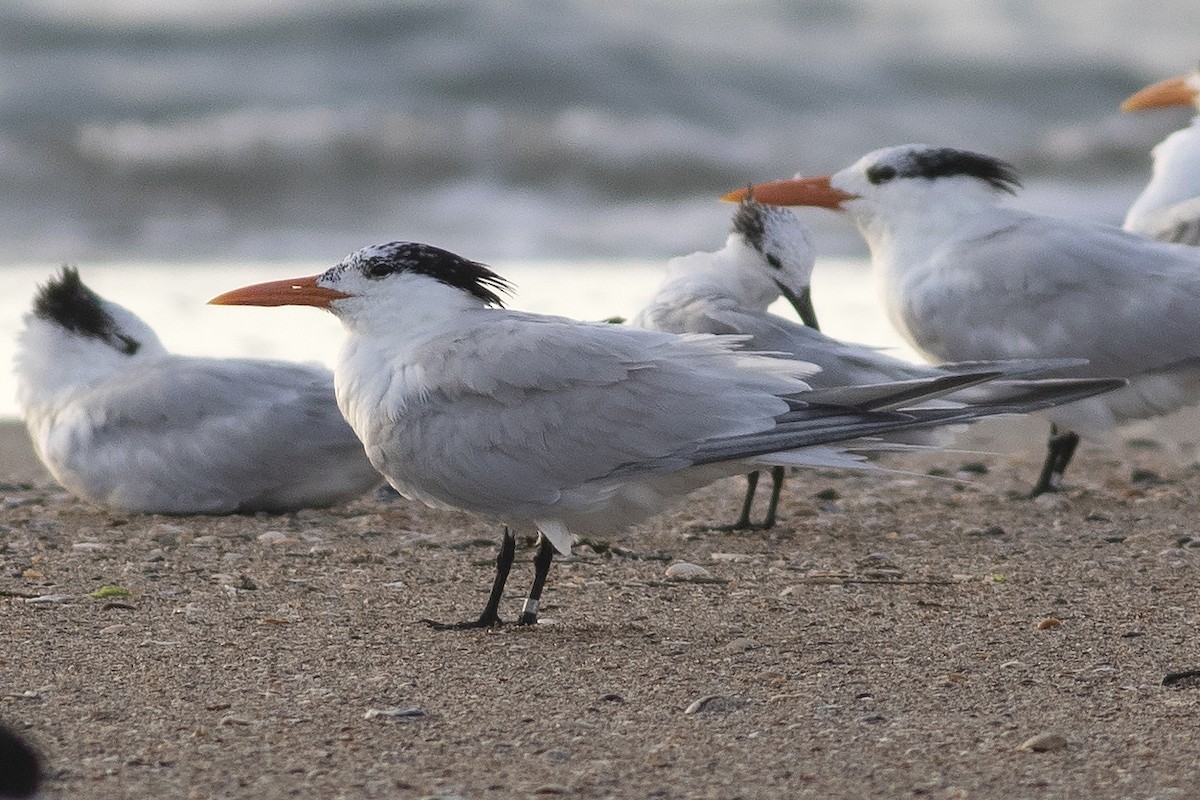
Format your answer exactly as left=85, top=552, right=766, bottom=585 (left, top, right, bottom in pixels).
left=210, top=241, right=512, bottom=335
left=723, top=144, right=1022, bottom=239
left=727, top=198, right=819, bottom=327
left=16, top=267, right=166, bottom=406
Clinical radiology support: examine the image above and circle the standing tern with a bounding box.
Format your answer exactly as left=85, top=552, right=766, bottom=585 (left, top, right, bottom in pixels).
left=15, top=267, right=382, bottom=514
left=724, top=143, right=1200, bottom=494
left=210, top=241, right=1120, bottom=628
left=1121, top=67, right=1200, bottom=245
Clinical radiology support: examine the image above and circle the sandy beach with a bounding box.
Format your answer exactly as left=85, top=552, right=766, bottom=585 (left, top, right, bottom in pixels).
left=2, top=415, right=1198, bottom=799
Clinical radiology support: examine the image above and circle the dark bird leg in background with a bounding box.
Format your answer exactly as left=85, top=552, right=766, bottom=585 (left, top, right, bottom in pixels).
left=718, top=281, right=819, bottom=530
left=423, top=527, right=516, bottom=630
left=721, top=466, right=787, bottom=531
left=517, top=533, right=555, bottom=625
left=760, top=465, right=786, bottom=529
left=1031, top=424, right=1080, bottom=496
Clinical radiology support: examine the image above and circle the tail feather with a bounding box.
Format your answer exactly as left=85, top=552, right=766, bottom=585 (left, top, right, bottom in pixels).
left=693, top=376, right=1125, bottom=468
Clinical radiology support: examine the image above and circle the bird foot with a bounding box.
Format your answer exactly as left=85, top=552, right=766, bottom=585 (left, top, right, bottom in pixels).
left=420, top=612, right=502, bottom=631
left=707, top=518, right=775, bottom=532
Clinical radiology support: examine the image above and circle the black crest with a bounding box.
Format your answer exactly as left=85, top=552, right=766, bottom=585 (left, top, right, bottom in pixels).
left=868, top=147, right=1021, bottom=194
left=33, top=266, right=140, bottom=355
left=352, top=242, right=512, bottom=306
left=732, top=196, right=767, bottom=253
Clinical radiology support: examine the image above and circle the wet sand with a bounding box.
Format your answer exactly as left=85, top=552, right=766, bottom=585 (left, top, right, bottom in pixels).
left=2, top=417, right=1199, bottom=799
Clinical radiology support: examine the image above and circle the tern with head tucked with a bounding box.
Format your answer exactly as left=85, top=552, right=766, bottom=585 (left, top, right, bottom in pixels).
left=15, top=268, right=382, bottom=514
left=211, top=241, right=1120, bottom=628
left=1121, top=67, right=1200, bottom=245
left=726, top=143, right=1200, bottom=494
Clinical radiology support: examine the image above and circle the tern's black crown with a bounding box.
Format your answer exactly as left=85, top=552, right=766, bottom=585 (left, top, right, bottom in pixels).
left=33, top=267, right=140, bottom=355
left=353, top=242, right=512, bottom=306
left=732, top=197, right=767, bottom=254
left=866, top=147, right=1021, bottom=194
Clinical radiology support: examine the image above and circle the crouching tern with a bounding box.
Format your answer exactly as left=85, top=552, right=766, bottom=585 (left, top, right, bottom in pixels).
left=15, top=267, right=382, bottom=514
left=211, top=241, right=1121, bottom=628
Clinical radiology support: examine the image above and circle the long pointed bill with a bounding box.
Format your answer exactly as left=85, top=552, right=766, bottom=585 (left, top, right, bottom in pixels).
left=1121, top=75, right=1195, bottom=111
left=208, top=275, right=350, bottom=309
left=775, top=281, right=820, bottom=330
left=721, top=176, right=857, bottom=209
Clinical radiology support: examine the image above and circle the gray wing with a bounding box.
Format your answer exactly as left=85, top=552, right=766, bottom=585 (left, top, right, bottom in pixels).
left=52, top=357, right=377, bottom=512
left=899, top=212, right=1200, bottom=379
left=363, top=314, right=815, bottom=519
left=673, top=297, right=940, bottom=385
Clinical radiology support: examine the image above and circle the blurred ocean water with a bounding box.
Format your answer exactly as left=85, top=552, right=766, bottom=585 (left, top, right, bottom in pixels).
left=1, top=0, right=1197, bottom=264
left=4, top=1, right=1199, bottom=418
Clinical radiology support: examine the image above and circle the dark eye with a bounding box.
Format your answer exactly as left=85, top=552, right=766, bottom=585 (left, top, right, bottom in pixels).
left=363, top=259, right=393, bottom=279
left=866, top=165, right=897, bottom=185
left=765, top=254, right=783, bottom=270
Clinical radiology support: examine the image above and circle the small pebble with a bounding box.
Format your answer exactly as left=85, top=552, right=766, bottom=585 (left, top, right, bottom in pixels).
left=257, top=531, right=291, bottom=544
left=1162, top=670, right=1200, bottom=689
left=684, top=695, right=744, bottom=715
left=709, top=552, right=753, bottom=563
left=1037, top=618, right=1063, bottom=630
left=149, top=523, right=187, bottom=545
left=665, top=562, right=714, bottom=582
left=364, top=706, right=426, bottom=720
left=723, top=638, right=759, bottom=653
left=1033, top=493, right=1069, bottom=510
left=219, top=715, right=255, bottom=727
left=24, top=594, right=73, bottom=604
left=1017, top=732, right=1068, bottom=752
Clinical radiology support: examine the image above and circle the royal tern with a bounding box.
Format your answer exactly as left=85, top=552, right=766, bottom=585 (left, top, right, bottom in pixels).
left=1121, top=68, right=1200, bottom=245
left=725, top=143, right=1200, bottom=494
left=634, top=198, right=820, bottom=529
left=15, top=268, right=382, bottom=514
left=211, top=241, right=1120, bottom=627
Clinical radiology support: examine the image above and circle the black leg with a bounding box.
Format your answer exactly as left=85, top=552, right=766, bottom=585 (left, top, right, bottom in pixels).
left=1031, top=425, right=1081, bottom=497
left=517, top=533, right=556, bottom=625
left=760, top=466, right=786, bottom=530
left=423, top=527, right=515, bottom=630
left=714, top=471, right=760, bottom=531
left=717, top=468, right=785, bottom=531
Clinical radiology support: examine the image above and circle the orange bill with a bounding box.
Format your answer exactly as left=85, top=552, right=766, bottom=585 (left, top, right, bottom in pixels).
left=208, top=275, right=349, bottom=308
left=1122, top=75, right=1195, bottom=111
left=721, top=176, right=857, bottom=208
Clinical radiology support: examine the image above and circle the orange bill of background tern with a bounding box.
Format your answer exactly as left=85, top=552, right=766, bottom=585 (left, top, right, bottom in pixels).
left=1121, top=66, right=1200, bottom=245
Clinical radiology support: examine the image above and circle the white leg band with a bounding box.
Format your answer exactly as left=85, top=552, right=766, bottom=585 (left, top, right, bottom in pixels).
left=521, top=598, right=539, bottom=617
